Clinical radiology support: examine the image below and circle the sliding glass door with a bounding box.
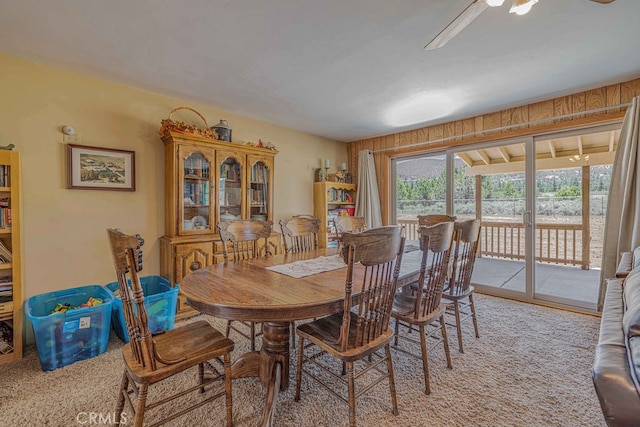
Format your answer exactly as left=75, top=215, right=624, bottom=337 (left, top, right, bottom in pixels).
left=532, top=127, right=617, bottom=310
left=391, top=125, right=619, bottom=312
left=394, top=152, right=447, bottom=242
left=458, top=140, right=531, bottom=299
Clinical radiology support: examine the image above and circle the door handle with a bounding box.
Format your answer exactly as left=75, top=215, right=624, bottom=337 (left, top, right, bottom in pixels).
left=522, top=210, right=532, bottom=227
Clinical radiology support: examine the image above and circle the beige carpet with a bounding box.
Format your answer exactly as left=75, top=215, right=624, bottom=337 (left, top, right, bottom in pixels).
left=0, top=294, right=605, bottom=426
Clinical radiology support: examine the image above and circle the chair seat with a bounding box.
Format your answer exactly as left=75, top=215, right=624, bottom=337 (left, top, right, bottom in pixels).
left=442, top=285, right=475, bottom=301
left=297, top=312, right=394, bottom=362
left=123, top=320, right=234, bottom=384
left=392, top=295, right=447, bottom=326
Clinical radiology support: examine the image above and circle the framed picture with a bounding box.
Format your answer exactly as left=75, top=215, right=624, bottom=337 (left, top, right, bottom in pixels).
left=67, top=144, right=136, bottom=191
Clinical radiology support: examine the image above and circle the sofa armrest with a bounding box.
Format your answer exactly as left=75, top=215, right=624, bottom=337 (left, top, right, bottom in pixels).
left=616, top=252, right=634, bottom=278
left=593, top=278, right=640, bottom=426
left=593, top=345, right=640, bottom=426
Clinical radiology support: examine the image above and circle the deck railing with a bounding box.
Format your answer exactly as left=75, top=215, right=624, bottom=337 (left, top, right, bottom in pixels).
left=397, top=219, right=590, bottom=270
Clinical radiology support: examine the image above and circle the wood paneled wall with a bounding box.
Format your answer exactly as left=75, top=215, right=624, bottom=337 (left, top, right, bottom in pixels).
left=347, top=78, right=640, bottom=224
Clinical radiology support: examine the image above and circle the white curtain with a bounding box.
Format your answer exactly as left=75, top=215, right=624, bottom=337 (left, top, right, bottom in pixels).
left=599, top=96, right=640, bottom=311
left=355, top=150, right=382, bottom=228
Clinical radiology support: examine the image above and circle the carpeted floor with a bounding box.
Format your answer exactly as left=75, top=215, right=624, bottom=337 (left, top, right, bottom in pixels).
left=0, top=294, right=605, bottom=426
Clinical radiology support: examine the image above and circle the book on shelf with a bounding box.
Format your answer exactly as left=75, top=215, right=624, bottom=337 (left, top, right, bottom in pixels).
left=0, top=166, right=10, bottom=187
left=221, top=163, right=240, bottom=181
left=0, top=277, right=11, bottom=292
left=0, top=319, right=13, bottom=355
left=219, top=178, right=226, bottom=206
left=0, top=208, right=11, bottom=229
left=225, top=188, right=242, bottom=206
left=0, top=242, right=10, bottom=262
left=328, top=208, right=349, bottom=218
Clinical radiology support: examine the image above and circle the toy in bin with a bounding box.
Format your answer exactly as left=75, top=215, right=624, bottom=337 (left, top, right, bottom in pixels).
left=105, top=276, right=178, bottom=343
left=25, top=285, right=113, bottom=371
left=51, top=297, right=103, bottom=314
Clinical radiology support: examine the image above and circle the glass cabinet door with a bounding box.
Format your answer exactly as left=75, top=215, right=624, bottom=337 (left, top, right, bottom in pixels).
left=249, top=160, right=270, bottom=220
left=219, top=157, right=243, bottom=221
left=181, top=151, right=212, bottom=233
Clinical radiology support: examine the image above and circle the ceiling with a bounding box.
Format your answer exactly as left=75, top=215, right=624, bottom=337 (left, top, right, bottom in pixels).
left=0, top=0, right=638, bottom=142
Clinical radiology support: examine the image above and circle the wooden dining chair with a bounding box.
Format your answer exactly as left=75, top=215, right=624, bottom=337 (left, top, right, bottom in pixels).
left=218, top=219, right=273, bottom=351
left=417, top=214, right=457, bottom=227
left=295, top=226, right=405, bottom=427
left=333, top=216, right=367, bottom=253
left=333, top=216, right=367, bottom=236
left=443, top=218, right=482, bottom=353
left=392, top=222, right=454, bottom=395
left=279, top=215, right=320, bottom=253
left=279, top=215, right=321, bottom=347
left=106, top=228, right=234, bottom=427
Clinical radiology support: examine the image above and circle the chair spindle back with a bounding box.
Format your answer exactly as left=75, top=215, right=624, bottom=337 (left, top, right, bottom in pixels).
left=279, top=216, right=320, bottom=253
left=449, top=219, right=481, bottom=296
left=414, top=222, right=455, bottom=319
left=107, top=228, right=156, bottom=370
left=337, top=226, right=405, bottom=351
left=218, top=219, right=273, bottom=262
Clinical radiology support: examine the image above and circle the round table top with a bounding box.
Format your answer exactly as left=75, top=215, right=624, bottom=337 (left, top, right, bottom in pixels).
left=180, top=249, right=352, bottom=322
left=180, top=248, right=422, bottom=322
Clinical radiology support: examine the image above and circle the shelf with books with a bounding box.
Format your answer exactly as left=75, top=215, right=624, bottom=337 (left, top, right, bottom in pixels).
left=313, top=181, right=357, bottom=249
left=0, top=150, right=20, bottom=365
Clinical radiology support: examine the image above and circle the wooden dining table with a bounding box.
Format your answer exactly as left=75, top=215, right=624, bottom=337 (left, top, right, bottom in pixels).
left=180, top=247, right=422, bottom=427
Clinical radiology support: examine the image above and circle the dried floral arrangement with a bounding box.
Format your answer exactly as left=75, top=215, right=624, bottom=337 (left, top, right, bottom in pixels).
left=244, top=138, right=277, bottom=150
left=157, top=107, right=218, bottom=140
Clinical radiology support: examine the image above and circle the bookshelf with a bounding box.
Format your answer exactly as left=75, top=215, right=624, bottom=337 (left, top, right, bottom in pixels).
left=313, top=181, right=357, bottom=249
left=0, top=150, right=21, bottom=365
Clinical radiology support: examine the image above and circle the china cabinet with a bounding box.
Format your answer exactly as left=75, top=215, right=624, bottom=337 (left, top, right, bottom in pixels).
left=159, top=131, right=278, bottom=319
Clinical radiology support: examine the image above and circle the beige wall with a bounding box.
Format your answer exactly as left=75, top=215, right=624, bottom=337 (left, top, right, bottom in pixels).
left=0, top=54, right=347, bottom=303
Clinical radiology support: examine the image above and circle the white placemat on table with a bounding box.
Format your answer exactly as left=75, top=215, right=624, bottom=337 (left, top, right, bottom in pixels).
left=265, top=254, right=347, bottom=278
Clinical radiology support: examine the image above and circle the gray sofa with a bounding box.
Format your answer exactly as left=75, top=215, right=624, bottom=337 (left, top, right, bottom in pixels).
left=592, top=247, right=640, bottom=426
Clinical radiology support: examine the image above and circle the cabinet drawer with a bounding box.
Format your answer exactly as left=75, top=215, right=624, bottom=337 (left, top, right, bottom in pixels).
left=175, top=242, right=214, bottom=282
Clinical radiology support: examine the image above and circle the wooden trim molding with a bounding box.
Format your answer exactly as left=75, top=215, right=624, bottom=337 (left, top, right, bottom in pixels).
left=346, top=78, right=640, bottom=225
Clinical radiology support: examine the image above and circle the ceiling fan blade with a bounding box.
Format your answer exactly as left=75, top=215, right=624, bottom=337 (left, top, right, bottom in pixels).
left=588, top=0, right=615, bottom=3
left=424, top=0, right=489, bottom=51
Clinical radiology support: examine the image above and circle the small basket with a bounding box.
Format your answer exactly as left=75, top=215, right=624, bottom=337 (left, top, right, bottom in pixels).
left=158, top=107, right=218, bottom=140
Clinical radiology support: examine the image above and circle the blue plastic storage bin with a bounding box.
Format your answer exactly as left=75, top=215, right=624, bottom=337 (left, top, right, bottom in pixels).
left=105, top=276, right=178, bottom=343
left=25, top=285, right=113, bottom=371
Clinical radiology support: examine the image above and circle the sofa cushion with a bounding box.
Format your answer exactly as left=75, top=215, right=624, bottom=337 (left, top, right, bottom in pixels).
left=633, top=246, right=640, bottom=270
left=601, top=279, right=627, bottom=346
left=622, top=270, right=640, bottom=410
left=629, top=336, right=640, bottom=395
left=623, top=272, right=640, bottom=337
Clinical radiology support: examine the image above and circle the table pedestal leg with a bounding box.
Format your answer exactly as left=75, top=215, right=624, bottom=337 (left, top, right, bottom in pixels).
left=259, top=321, right=290, bottom=427
left=229, top=321, right=290, bottom=427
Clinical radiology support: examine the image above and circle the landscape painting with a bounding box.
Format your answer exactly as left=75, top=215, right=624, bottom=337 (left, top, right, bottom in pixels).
left=67, top=144, right=135, bottom=191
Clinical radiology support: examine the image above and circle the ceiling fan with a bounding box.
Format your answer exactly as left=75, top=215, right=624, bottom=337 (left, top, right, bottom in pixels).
left=425, top=0, right=617, bottom=51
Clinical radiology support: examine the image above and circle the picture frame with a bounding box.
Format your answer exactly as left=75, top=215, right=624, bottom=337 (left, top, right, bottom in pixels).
left=67, top=144, right=136, bottom=191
